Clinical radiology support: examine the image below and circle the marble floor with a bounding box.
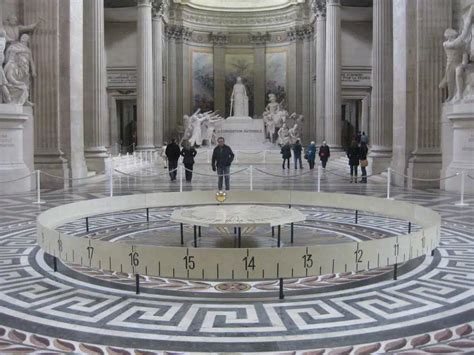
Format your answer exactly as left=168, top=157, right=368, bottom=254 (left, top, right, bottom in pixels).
left=0, top=162, right=473, bottom=354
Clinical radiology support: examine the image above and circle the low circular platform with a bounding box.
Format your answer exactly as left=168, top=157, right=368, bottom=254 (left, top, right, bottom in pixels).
left=170, top=204, right=306, bottom=227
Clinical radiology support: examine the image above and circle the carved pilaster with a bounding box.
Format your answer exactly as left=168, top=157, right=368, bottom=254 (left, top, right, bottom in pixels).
left=152, top=0, right=169, bottom=18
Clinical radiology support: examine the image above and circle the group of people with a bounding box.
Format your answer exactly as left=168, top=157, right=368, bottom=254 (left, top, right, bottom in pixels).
left=162, top=132, right=370, bottom=190
left=163, top=137, right=234, bottom=191
left=346, top=133, right=369, bottom=183
left=280, top=140, right=331, bottom=171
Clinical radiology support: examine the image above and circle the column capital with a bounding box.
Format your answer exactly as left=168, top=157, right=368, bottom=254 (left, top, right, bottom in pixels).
left=152, top=0, right=169, bottom=18
left=166, top=24, right=193, bottom=41
left=249, top=32, right=270, bottom=45
left=210, top=32, right=228, bottom=46
left=311, top=0, right=327, bottom=18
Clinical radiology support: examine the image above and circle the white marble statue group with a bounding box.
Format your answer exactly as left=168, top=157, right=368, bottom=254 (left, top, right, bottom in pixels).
left=181, top=109, right=224, bottom=147
left=263, top=93, right=303, bottom=146
left=440, top=5, right=474, bottom=103
left=0, top=15, right=39, bottom=106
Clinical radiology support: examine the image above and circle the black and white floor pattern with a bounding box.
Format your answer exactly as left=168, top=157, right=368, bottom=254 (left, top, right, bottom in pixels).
left=0, top=164, right=473, bottom=354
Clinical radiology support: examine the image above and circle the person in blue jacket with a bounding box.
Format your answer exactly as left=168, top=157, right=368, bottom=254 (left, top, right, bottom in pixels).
left=305, top=141, right=317, bottom=170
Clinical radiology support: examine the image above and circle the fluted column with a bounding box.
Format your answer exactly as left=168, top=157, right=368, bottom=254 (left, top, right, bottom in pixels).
left=406, top=0, right=450, bottom=186
left=369, top=0, right=393, bottom=173
left=136, top=0, right=154, bottom=150
left=314, top=0, right=326, bottom=144
left=84, top=0, right=108, bottom=171
left=324, top=0, right=342, bottom=149
left=152, top=2, right=167, bottom=147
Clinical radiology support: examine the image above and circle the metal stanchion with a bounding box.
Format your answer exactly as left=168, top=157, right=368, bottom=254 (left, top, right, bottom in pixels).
left=386, top=167, right=392, bottom=200
left=179, top=165, right=183, bottom=193
left=317, top=165, right=321, bottom=192
left=455, top=171, right=469, bottom=207
left=33, top=170, right=46, bottom=205
left=279, top=278, right=284, bottom=299
left=250, top=165, right=253, bottom=191
left=135, top=274, right=140, bottom=294
left=109, top=155, right=114, bottom=197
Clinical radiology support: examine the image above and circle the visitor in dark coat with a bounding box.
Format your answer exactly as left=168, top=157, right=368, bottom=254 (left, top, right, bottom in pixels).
left=211, top=137, right=234, bottom=191
left=165, top=138, right=181, bottom=181
left=292, top=139, right=303, bottom=169
left=281, top=142, right=291, bottom=169
left=318, top=140, right=331, bottom=169
left=346, top=140, right=361, bottom=183
left=305, top=141, right=317, bottom=170
left=180, top=140, right=197, bottom=182
left=359, top=142, right=369, bottom=183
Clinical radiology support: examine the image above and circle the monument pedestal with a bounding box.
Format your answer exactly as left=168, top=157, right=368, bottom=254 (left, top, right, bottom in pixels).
left=441, top=102, right=474, bottom=193
left=0, top=104, right=34, bottom=194
left=216, top=117, right=272, bottom=150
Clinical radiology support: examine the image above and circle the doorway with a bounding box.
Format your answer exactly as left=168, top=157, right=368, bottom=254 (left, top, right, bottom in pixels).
left=116, top=99, right=137, bottom=154
left=341, top=100, right=362, bottom=150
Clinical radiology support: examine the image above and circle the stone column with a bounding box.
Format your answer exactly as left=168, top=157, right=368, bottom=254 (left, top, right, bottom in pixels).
left=152, top=2, right=167, bottom=147
left=24, top=0, right=88, bottom=188
left=136, top=0, right=154, bottom=150
left=324, top=0, right=342, bottom=149
left=361, top=95, right=370, bottom=137
left=406, top=0, right=450, bottom=187
left=212, top=33, right=227, bottom=116
left=314, top=0, right=326, bottom=145
left=83, top=0, right=108, bottom=171
left=166, top=26, right=177, bottom=137
left=251, top=34, right=267, bottom=117
left=369, top=0, right=394, bottom=174
left=302, top=25, right=313, bottom=144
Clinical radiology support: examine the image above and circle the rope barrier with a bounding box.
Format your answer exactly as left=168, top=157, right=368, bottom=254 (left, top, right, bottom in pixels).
left=324, top=169, right=379, bottom=179
left=113, top=168, right=177, bottom=178
left=391, top=169, right=459, bottom=182
left=0, top=171, right=35, bottom=184
left=183, top=167, right=249, bottom=177
left=236, top=150, right=264, bottom=155
left=254, top=167, right=313, bottom=179
left=467, top=174, right=474, bottom=181
left=40, top=170, right=106, bottom=181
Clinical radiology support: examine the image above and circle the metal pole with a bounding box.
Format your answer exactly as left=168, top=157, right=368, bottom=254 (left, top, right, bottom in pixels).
left=279, top=278, right=284, bottom=299
left=180, top=223, right=184, bottom=245
left=249, top=165, right=253, bottom=191
left=277, top=225, right=281, bottom=247
left=86, top=217, right=89, bottom=232
left=386, top=167, right=392, bottom=200
left=109, top=155, right=114, bottom=197
left=136, top=274, right=140, bottom=294
left=456, top=171, right=469, bottom=206
left=33, top=170, right=45, bottom=204
left=179, top=165, right=183, bottom=193
left=238, top=227, right=241, bottom=248
left=317, top=165, right=321, bottom=192
left=146, top=208, right=149, bottom=222
left=272, top=226, right=275, bottom=237
left=355, top=210, right=358, bottom=224
left=393, top=263, right=398, bottom=280
left=198, top=226, right=202, bottom=238
left=290, top=223, right=294, bottom=244
left=194, top=225, right=197, bottom=247
left=408, top=222, right=412, bottom=234
left=53, top=257, right=57, bottom=272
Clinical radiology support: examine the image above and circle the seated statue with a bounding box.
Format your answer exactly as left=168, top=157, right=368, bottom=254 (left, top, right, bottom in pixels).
left=289, top=123, right=300, bottom=144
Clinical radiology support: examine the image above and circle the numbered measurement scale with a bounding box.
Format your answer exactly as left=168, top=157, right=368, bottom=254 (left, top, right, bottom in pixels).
left=37, top=191, right=440, bottom=294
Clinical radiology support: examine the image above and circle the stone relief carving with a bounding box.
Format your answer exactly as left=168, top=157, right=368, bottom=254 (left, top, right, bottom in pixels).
left=182, top=109, right=223, bottom=147
left=440, top=5, right=474, bottom=103
left=0, top=15, right=40, bottom=106
left=263, top=93, right=288, bottom=143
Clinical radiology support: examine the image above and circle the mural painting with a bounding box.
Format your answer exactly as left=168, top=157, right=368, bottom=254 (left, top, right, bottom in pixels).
left=265, top=51, right=287, bottom=105
left=192, top=51, right=214, bottom=112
